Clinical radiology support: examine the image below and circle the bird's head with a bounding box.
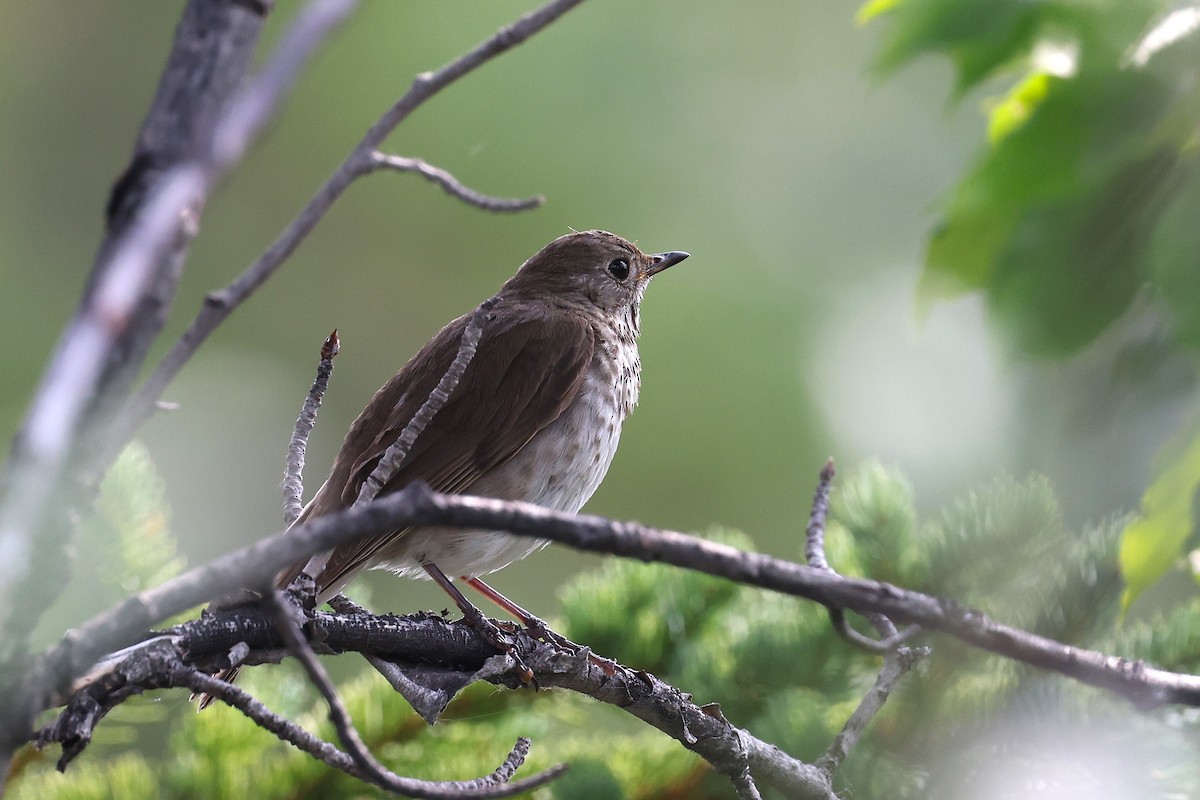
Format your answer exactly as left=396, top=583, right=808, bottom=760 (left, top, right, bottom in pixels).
left=504, top=230, right=688, bottom=315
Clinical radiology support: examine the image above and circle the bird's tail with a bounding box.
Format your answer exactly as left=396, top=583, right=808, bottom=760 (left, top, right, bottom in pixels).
left=195, top=665, right=240, bottom=711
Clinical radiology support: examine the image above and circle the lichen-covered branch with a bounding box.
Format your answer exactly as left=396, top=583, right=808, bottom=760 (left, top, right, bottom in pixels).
left=283, top=331, right=339, bottom=525
left=46, top=605, right=834, bottom=799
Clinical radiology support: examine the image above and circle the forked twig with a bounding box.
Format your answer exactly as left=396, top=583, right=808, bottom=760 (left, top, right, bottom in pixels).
left=370, top=154, right=542, bottom=212
left=109, top=0, right=586, bottom=459
left=264, top=590, right=564, bottom=797
left=817, top=646, right=925, bottom=776
left=801, top=460, right=926, bottom=776
left=0, top=0, right=358, bottom=667
left=805, top=459, right=908, bottom=648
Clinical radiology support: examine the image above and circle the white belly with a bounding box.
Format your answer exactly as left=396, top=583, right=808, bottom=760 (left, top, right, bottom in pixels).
left=373, top=337, right=639, bottom=580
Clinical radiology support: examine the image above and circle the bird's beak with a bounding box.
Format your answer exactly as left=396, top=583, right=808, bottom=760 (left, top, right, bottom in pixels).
left=646, top=250, right=690, bottom=277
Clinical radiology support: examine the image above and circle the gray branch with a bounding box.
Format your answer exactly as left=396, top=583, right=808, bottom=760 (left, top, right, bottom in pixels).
left=369, top=153, right=543, bottom=212
left=817, top=646, right=925, bottom=776
left=0, top=0, right=356, bottom=654
left=107, top=0, right=587, bottom=462
left=283, top=331, right=339, bottom=525
left=28, top=480, right=1200, bottom=759
left=49, top=634, right=560, bottom=799
left=0, top=0, right=583, bottom=774
left=49, top=607, right=835, bottom=799
left=358, top=298, right=497, bottom=505
left=0, top=1, right=357, bottom=774
left=263, top=591, right=565, bottom=798
left=85, top=0, right=273, bottom=439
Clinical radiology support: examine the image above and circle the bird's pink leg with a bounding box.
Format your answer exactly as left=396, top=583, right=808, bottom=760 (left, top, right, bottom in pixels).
left=463, top=575, right=617, bottom=675
left=421, top=562, right=497, bottom=635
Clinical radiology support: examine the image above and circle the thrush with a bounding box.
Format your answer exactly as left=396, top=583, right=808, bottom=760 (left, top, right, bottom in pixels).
left=200, top=230, right=687, bottom=705
left=289, top=227, right=685, bottom=595
left=192, top=227, right=686, bottom=705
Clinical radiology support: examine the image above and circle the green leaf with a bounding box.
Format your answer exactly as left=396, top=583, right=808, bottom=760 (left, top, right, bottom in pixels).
left=922, top=59, right=1183, bottom=355
left=987, top=71, right=1054, bottom=144
left=1119, top=428, right=1200, bottom=610
left=920, top=205, right=1020, bottom=310
left=855, top=0, right=903, bottom=26
left=986, top=146, right=1178, bottom=355
left=876, top=0, right=1200, bottom=357
left=868, top=0, right=1045, bottom=94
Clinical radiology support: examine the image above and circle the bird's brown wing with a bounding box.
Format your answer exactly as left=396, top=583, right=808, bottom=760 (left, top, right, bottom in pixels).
left=287, top=310, right=595, bottom=594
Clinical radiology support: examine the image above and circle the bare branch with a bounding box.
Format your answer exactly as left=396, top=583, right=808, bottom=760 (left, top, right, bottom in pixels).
left=0, top=0, right=356, bottom=664
left=36, top=482, right=1200, bottom=749
left=400, top=492, right=1200, bottom=710
left=358, top=298, right=497, bottom=505
left=804, top=459, right=903, bottom=646
left=269, top=589, right=420, bottom=790
left=110, top=0, right=587, bottom=459
left=187, top=669, right=559, bottom=798
left=0, top=170, right=198, bottom=629
left=51, top=608, right=831, bottom=799
left=369, top=153, right=542, bottom=212
left=729, top=768, right=765, bottom=800
left=817, top=646, right=926, bottom=777
left=478, top=625, right=833, bottom=797
left=104, top=0, right=270, bottom=232
left=326, top=594, right=463, bottom=722
left=264, top=591, right=564, bottom=798
left=803, top=458, right=836, bottom=572
left=39, top=635, right=372, bottom=776
left=83, top=0, right=274, bottom=444
left=824, top=609, right=891, bottom=653
left=178, top=670, right=360, bottom=775
left=284, top=330, right=340, bottom=525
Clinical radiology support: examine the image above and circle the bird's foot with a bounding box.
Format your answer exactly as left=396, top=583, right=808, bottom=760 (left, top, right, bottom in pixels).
left=517, top=614, right=619, bottom=677
left=458, top=604, right=536, bottom=686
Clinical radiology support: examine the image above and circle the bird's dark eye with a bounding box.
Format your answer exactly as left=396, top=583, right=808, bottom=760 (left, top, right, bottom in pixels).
left=607, top=258, right=630, bottom=281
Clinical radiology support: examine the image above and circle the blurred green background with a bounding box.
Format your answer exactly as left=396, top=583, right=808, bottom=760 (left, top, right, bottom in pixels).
left=8, top=0, right=1200, bottom=797
left=3, top=1, right=1003, bottom=616
left=8, top=0, right=1200, bottom=648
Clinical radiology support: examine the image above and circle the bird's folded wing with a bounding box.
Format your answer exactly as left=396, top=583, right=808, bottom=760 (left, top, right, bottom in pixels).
left=292, top=311, right=595, bottom=592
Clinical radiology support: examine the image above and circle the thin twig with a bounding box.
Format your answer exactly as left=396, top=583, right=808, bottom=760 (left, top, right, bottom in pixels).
left=41, top=484, right=1200, bottom=737
left=0, top=0, right=357, bottom=654
left=803, top=459, right=835, bottom=570
left=284, top=330, right=340, bottom=525
left=804, top=459, right=903, bottom=645
left=183, top=669, right=367, bottom=776
left=816, top=646, right=926, bottom=776
left=108, top=0, right=586, bottom=461
left=264, top=591, right=564, bottom=798
left=186, top=666, right=562, bottom=798
left=729, top=765, right=765, bottom=800
left=49, top=611, right=828, bottom=798
left=265, top=590, right=396, bottom=787
left=826, top=609, right=893, bottom=653
left=262, top=592, right=561, bottom=796
left=358, top=298, right=497, bottom=505
left=369, top=153, right=542, bottom=212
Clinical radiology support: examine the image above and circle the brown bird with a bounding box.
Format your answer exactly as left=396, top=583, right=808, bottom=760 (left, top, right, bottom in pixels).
left=202, top=230, right=686, bottom=705
left=290, top=228, right=686, bottom=597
